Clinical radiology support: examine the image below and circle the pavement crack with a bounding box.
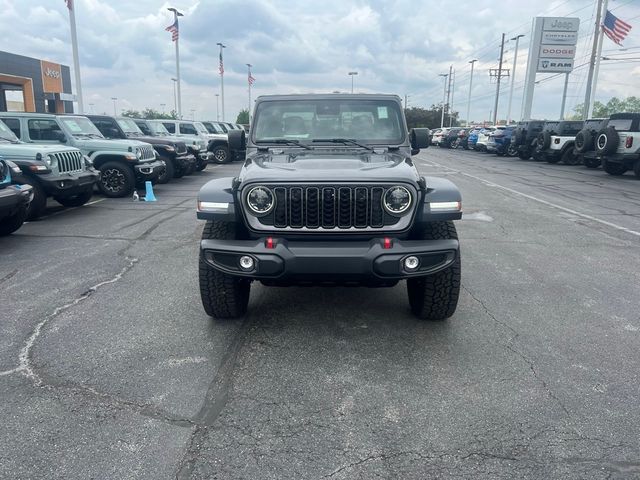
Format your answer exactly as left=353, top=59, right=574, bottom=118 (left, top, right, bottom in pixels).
left=0, top=268, right=18, bottom=285
left=462, top=284, right=519, bottom=341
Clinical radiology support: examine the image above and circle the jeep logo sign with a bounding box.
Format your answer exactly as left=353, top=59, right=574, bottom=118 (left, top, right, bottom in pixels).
left=538, top=58, right=574, bottom=73
left=539, top=45, right=576, bottom=59
left=45, top=67, right=60, bottom=79
left=543, top=16, right=580, bottom=32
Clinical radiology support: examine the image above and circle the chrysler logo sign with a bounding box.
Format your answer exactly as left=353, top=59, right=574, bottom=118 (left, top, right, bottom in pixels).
left=45, top=67, right=60, bottom=79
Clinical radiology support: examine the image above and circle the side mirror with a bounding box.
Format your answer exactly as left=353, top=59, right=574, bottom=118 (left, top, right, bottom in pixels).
left=228, top=129, right=246, bottom=153
left=410, top=128, right=430, bottom=155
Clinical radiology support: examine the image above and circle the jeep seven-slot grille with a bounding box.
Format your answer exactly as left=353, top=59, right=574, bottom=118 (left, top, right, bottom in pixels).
left=136, top=145, right=156, bottom=161
left=256, top=185, right=407, bottom=230
left=53, top=151, right=83, bottom=174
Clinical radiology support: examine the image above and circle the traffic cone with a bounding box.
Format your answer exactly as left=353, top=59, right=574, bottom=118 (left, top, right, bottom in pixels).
left=143, top=181, right=157, bottom=202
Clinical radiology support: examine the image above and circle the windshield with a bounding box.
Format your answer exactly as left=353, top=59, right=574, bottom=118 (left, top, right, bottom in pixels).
left=135, top=121, right=153, bottom=136
left=149, top=122, right=171, bottom=135
left=61, top=117, right=103, bottom=137
left=0, top=120, right=19, bottom=142
left=608, top=119, right=633, bottom=131
left=117, top=118, right=144, bottom=134
left=203, top=122, right=224, bottom=134
left=194, top=122, right=210, bottom=135
left=253, top=99, right=405, bottom=145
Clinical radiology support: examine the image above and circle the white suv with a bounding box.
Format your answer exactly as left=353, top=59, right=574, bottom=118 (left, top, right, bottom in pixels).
left=536, top=121, right=584, bottom=165
left=594, top=113, right=640, bottom=177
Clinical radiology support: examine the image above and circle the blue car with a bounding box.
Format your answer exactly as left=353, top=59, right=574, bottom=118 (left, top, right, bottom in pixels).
left=487, top=126, right=517, bottom=156
left=467, top=128, right=482, bottom=149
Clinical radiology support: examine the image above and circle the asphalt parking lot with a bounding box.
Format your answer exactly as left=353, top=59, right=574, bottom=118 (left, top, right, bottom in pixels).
left=1, top=148, right=639, bottom=479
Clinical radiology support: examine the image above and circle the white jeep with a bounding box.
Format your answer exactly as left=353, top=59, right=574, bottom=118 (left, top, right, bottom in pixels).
left=536, top=121, right=584, bottom=165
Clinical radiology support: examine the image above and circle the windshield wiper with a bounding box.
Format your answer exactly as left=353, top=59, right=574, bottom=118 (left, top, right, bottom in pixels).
left=258, top=139, right=313, bottom=150
left=312, top=138, right=374, bottom=151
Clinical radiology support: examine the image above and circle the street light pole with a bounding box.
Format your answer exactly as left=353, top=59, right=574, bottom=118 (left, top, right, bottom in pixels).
left=217, top=42, right=226, bottom=121
left=493, top=33, right=506, bottom=125
left=247, top=63, right=253, bottom=123
left=439, top=73, right=448, bottom=128
left=348, top=71, right=358, bottom=93
left=160, top=103, right=166, bottom=114
left=506, top=34, right=524, bottom=124
left=167, top=7, right=184, bottom=119
left=66, top=1, right=84, bottom=113
left=111, top=97, right=117, bottom=116
left=215, top=94, right=220, bottom=121
left=190, top=109, right=196, bottom=121
left=466, top=59, right=477, bottom=126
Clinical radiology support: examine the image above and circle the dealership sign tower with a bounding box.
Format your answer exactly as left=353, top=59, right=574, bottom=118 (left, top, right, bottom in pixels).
left=521, top=17, right=580, bottom=120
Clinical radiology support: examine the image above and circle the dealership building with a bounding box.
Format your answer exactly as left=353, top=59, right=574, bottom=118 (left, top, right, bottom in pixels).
left=0, top=51, right=75, bottom=114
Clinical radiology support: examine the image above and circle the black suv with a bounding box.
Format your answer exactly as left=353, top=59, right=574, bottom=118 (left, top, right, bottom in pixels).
left=593, top=113, right=640, bottom=177
left=86, top=115, right=195, bottom=183
left=196, top=94, right=463, bottom=321
left=0, top=157, right=33, bottom=236
left=574, top=118, right=607, bottom=168
left=511, top=120, right=545, bottom=160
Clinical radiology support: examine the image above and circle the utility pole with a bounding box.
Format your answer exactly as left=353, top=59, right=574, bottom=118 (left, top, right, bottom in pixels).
left=66, top=1, right=84, bottom=113
left=439, top=73, right=448, bottom=128
left=247, top=63, right=254, bottom=123
left=492, top=33, right=506, bottom=125
left=506, top=34, right=524, bottom=124
left=449, top=69, right=456, bottom=127
left=217, top=42, right=226, bottom=121
left=167, top=7, right=183, bottom=119
left=466, top=59, right=477, bottom=126
left=583, top=0, right=605, bottom=119
left=445, top=65, right=453, bottom=126
left=589, top=0, right=609, bottom=118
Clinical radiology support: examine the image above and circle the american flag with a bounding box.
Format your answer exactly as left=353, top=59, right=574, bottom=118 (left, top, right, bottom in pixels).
left=165, top=19, right=179, bottom=42
left=65, top=0, right=73, bottom=10
left=603, top=10, right=632, bottom=46
left=248, top=73, right=255, bottom=86
left=219, top=51, right=224, bottom=75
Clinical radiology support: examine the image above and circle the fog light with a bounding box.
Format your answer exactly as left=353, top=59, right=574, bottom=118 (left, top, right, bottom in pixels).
left=404, top=256, right=420, bottom=271
left=239, top=255, right=255, bottom=271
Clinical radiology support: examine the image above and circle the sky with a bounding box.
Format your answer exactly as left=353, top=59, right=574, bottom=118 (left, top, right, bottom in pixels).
left=1, top=0, right=639, bottom=123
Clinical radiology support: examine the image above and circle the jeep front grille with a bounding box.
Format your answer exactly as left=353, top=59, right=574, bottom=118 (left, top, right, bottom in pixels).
left=137, top=145, right=156, bottom=161
left=53, top=151, right=84, bottom=174
left=247, top=184, right=415, bottom=231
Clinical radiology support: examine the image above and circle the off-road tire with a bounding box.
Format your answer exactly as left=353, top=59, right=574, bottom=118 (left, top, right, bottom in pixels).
left=156, top=156, right=174, bottom=184
left=595, top=127, right=619, bottom=155
left=602, top=159, right=627, bottom=176
left=561, top=148, right=580, bottom=165
left=633, top=160, right=640, bottom=179
left=98, top=161, right=135, bottom=198
left=199, top=220, right=250, bottom=318
left=575, top=130, right=593, bottom=153
left=507, top=144, right=518, bottom=157
left=407, top=221, right=461, bottom=321
left=0, top=204, right=28, bottom=236
left=54, top=187, right=93, bottom=207
left=546, top=153, right=561, bottom=164
left=518, top=149, right=531, bottom=160
left=583, top=157, right=600, bottom=169
left=22, top=178, right=46, bottom=220
left=211, top=145, right=230, bottom=164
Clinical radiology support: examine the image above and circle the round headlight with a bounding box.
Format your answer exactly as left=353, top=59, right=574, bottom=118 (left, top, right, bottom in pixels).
left=136, top=149, right=142, bottom=159
left=246, top=186, right=274, bottom=214
left=45, top=154, right=58, bottom=168
left=383, top=186, right=412, bottom=214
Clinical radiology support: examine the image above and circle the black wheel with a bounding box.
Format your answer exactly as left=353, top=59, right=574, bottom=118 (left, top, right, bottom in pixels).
left=156, top=157, right=174, bottom=184
left=407, top=221, right=461, bottom=321
left=518, top=149, right=530, bottom=160
left=0, top=204, right=28, bottom=236
left=595, top=127, right=619, bottom=155
left=195, top=160, right=207, bottom=171
left=54, top=187, right=93, bottom=207
left=199, top=220, right=251, bottom=319
left=546, top=153, right=561, bottom=164
left=97, top=161, right=135, bottom=198
left=583, top=157, right=600, bottom=169
left=561, top=148, right=580, bottom=165
left=602, top=159, right=627, bottom=176
left=22, top=178, right=46, bottom=220
left=211, top=145, right=230, bottom=164
left=507, top=144, right=518, bottom=157
left=575, top=130, right=593, bottom=153
left=634, top=160, right=640, bottom=179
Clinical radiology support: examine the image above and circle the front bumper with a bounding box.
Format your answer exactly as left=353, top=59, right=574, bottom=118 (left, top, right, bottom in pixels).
left=134, top=160, right=165, bottom=181
left=176, top=153, right=196, bottom=168
left=201, top=237, right=459, bottom=284
left=38, top=169, right=99, bottom=197
left=0, top=184, right=33, bottom=219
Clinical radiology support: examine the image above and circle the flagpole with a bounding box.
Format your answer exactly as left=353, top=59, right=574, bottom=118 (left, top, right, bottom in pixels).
left=589, top=0, right=609, bottom=118
left=247, top=63, right=252, bottom=124
left=167, top=8, right=183, bottom=119
left=67, top=1, right=84, bottom=113
left=217, top=43, right=226, bottom=121
left=583, top=0, right=604, bottom=120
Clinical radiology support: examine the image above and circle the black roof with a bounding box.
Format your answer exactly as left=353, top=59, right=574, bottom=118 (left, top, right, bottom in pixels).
left=609, top=112, right=640, bottom=120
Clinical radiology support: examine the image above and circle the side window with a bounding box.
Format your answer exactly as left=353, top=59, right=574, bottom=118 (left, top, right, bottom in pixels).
left=27, top=119, right=63, bottom=142
left=1, top=118, right=21, bottom=137
left=162, top=123, right=175, bottom=134
left=136, top=122, right=152, bottom=135
left=92, top=119, right=123, bottom=138
left=179, top=123, right=197, bottom=135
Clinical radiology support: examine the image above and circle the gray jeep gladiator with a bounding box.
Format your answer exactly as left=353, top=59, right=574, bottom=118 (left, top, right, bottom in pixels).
left=196, top=94, right=462, bottom=321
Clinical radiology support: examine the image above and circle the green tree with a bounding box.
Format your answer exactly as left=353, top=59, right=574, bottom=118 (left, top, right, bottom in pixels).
left=236, top=109, right=249, bottom=124
left=404, top=105, right=458, bottom=130
left=569, top=96, right=640, bottom=119
left=121, top=108, right=177, bottom=119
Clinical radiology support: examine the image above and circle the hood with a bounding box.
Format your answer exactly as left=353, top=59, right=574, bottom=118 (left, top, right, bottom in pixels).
left=79, top=138, right=149, bottom=151
left=0, top=143, right=81, bottom=160
left=240, top=151, right=420, bottom=184
left=129, top=135, right=175, bottom=147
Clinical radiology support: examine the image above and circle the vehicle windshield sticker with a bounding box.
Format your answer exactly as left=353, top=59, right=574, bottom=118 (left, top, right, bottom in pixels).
left=65, top=120, right=83, bottom=132
left=377, top=107, right=388, bottom=119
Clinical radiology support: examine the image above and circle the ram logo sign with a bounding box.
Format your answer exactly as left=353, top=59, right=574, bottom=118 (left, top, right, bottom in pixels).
left=538, top=59, right=574, bottom=73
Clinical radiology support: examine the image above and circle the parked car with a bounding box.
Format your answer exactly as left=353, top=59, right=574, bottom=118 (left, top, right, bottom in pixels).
left=594, top=113, right=640, bottom=177
left=440, top=127, right=464, bottom=148
left=574, top=118, right=607, bottom=169
left=0, top=118, right=98, bottom=218
left=86, top=115, right=196, bottom=183
left=467, top=128, right=482, bottom=150
left=195, top=122, right=230, bottom=164
left=1, top=113, right=163, bottom=198
left=197, top=93, right=462, bottom=320
left=134, top=119, right=197, bottom=176
left=511, top=120, right=545, bottom=160
left=487, top=126, right=516, bottom=156
left=535, top=120, right=584, bottom=164
left=475, top=127, right=498, bottom=151
left=431, top=128, right=449, bottom=146
left=0, top=157, right=33, bottom=235
left=152, top=120, right=209, bottom=171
